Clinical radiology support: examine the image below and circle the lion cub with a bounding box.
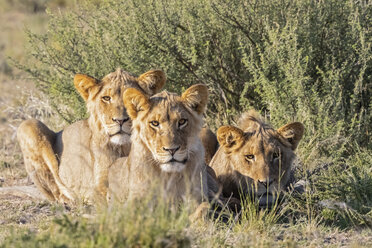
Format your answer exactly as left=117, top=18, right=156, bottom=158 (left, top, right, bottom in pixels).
left=209, top=110, right=304, bottom=206
left=108, top=84, right=212, bottom=205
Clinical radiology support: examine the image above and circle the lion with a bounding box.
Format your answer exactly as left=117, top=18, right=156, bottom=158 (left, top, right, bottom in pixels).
left=209, top=110, right=304, bottom=206
left=17, top=68, right=166, bottom=204
left=107, top=84, right=212, bottom=205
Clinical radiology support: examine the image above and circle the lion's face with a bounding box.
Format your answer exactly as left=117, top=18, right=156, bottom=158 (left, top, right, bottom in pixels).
left=123, top=84, right=208, bottom=172
left=74, top=69, right=166, bottom=146
left=87, top=80, right=131, bottom=145
left=217, top=115, right=304, bottom=196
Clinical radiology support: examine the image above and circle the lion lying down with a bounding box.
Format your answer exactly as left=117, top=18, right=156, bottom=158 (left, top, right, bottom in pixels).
left=209, top=110, right=304, bottom=206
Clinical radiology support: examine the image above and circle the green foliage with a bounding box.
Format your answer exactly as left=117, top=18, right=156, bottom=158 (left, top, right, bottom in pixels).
left=315, top=149, right=372, bottom=227
left=17, top=0, right=371, bottom=158
left=284, top=148, right=372, bottom=229
left=236, top=193, right=283, bottom=233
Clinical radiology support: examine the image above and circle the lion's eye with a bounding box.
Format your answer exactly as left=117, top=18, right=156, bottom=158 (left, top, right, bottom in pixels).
left=245, top=154, right=255, bottom=161
left=178, top=118, right=187, bottom=127
left=102, top=96, right=111, bottom=101
left=150, top=120, right=159, bottom=127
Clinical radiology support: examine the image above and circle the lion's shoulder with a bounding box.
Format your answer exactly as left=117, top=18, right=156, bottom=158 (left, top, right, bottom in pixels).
left=62, top=120, right=91, bottom=137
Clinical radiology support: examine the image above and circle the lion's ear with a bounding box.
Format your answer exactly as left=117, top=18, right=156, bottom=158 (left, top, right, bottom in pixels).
left=123, top=88, right=150, bottom=119
left=137, top=70, right=166, bottom=95
left=277, top=122, right=304, bottom=150
left=74, top=74, right=99, bottom=101
left=217, top=126, right=245, bottom=153
left=181, top=84, right=209, bottom=115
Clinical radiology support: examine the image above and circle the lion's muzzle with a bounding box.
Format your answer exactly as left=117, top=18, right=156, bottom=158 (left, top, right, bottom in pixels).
left=157, top=148, right=188, bottom=173
left=107, top=121, right=131, bottom=145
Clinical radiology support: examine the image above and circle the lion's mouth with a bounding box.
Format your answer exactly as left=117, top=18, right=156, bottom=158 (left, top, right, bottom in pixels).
left=167, top=158, right=188, bottom=164
left=110, top=130, right=130, bottom=137
left=157, top=153, right=188, bottom=172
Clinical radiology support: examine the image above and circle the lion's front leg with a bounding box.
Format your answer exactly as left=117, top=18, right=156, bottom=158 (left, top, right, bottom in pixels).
left=17, top=119, right=76, bottom=204
left=91, top=144, right=116, bottom=204
left=93, top=159, right=110, bottom=203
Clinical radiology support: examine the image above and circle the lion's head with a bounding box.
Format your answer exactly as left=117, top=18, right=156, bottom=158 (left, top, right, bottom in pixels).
left=123, top=84, right=208, bottom=173
left=213, top=110, right=304, bottom=198
left=74, top=69, right=166, bottom=146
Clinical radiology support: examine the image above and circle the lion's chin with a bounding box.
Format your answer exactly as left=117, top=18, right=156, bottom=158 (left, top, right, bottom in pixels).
left=110, top=133, right=130, bottom=145
left=160, top=162, right=186, bottom=173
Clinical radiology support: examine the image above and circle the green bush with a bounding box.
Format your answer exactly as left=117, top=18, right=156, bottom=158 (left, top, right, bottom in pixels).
left=285, top=148, right=372, bottom=228
left=17, top=0, right=371, bottom=162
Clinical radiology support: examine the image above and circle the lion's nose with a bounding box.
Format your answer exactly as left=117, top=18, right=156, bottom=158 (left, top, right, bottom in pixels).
left=163, top=146, right=180, bottom=156
left=259, top=178, right=274, bottom=188
left=113, top=117, right=130, bottom=126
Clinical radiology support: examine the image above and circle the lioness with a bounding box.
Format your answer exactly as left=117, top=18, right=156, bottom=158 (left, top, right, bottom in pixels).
left=108, top=84, right=211, bottom=204
left=209, top=110, right=304, bottom=205
left=17, top=69, right=166, bottom=203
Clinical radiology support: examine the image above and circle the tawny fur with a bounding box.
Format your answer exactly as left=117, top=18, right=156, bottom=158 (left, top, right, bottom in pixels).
left=209, top=110, right=304, bottom=205
left=17, top=69, right=166, bottom=204
left=108, top=85, right=212, bottom=205
left=199, top=128, right=218, bottom=165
